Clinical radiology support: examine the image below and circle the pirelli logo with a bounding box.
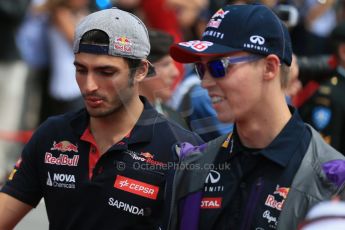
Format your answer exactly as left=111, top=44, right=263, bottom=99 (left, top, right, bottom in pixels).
left=114, top=175, right=159, bottom=200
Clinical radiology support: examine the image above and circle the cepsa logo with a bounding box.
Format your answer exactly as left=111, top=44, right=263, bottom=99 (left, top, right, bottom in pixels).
left=114, top=175, right=159, bottom=200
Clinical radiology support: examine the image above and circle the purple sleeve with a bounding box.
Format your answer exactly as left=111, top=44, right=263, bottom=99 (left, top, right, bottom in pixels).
left=322, top=160, right=345, bottom=187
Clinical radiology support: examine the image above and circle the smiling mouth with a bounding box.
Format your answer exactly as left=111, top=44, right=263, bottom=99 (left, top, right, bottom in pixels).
left=211, top=96, right=224, bottom=104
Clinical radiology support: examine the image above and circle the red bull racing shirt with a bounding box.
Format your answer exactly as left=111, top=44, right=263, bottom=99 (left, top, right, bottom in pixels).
left=198, top=107, right=311, bottom=230
left=1, top=97, right=203, bottom=230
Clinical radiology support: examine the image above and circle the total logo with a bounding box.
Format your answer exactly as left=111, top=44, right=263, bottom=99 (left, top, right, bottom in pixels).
left=204, top=170, right=224, bottom=192
left=200, top=197, right=222, bottom=209
left=114, top=175, right=159, bottom=200
left=264, top=185, right=290, bottom=211
left=46, top=171, right=76, bottom=189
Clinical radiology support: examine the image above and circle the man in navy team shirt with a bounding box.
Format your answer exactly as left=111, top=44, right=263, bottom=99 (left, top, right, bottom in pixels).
left=0, top=8, right=202, bottom=230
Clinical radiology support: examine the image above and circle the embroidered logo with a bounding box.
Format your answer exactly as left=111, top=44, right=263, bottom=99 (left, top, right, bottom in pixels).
left=273, top=185, right=290, bottom=199
left=264, top=185, right=290, bottom=211
left=114, top=36, right=132, bottom=53
left=46, top=171, right=76, bottom=189
left=205, top=170, right=221, bottom=184
left=250, top=35, right=265, bottom=45
left=50, top=141, right=78, bottom=153
left=207, top=9, right=229, bottom=29
left=244, top=35, right=268, bottom=53
left=178, top=40, right=214, bottom=52
left=44, top=152, right=79, bottom=167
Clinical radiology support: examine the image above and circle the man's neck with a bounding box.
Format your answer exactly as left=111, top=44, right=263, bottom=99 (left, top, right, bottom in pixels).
left=236, top=100, right=291, bottom=149
left=89, top=97, right=144, bottom=154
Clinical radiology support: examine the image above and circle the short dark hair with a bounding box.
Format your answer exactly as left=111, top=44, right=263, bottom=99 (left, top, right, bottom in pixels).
left=79, top=29, right=141, bottom=73
left=148, top=29, right=173, bottom=63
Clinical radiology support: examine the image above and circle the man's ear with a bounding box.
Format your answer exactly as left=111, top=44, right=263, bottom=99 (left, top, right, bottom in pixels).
left=134, top=61, right=149, bottom=83
left=263, top=54, right=280, bottom=81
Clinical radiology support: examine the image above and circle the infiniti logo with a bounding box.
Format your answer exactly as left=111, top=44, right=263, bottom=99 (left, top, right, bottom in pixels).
left=205, top=170, right=221, bottom=184
left=250, top=35, right=265, bottom=45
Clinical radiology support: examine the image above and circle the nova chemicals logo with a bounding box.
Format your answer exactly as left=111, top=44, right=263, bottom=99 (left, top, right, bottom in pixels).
left=47, top=172, right=76, bottom=189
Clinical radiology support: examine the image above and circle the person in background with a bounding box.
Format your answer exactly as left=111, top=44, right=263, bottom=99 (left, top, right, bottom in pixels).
left=299, top=20, right=345, bottom=155
left=40, top=0, right=89, bottom=119
left=167, top=4, right=345, bottom=230
left=0, top=8, right=202, bottom=230
left=139, top=29, right=188, bottom=128
left=0, top=0, right=30, bottom=185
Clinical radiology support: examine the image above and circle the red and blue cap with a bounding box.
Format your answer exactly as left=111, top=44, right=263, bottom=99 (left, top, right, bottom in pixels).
left=170, top=4, right=292, bottom=66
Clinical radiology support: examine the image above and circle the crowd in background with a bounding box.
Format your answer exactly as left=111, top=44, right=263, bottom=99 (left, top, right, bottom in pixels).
left=1, top=0, right=345, bottom=222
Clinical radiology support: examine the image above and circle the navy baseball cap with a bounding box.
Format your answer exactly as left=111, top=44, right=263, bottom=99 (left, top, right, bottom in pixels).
left=170, top=4, right=292, bottom=66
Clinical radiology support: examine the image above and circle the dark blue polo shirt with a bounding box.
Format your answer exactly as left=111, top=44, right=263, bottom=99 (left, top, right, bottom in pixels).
left=199, top=107, right=311, bottom=230
left=1, top=97, right=203, bottom=230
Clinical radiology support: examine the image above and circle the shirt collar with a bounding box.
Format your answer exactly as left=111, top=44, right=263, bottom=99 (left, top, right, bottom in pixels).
left=229, top=106, right=308, bottom=167
left=259, top=106, right=307, bottom=167
left=70, top=96, right=161, bottom=145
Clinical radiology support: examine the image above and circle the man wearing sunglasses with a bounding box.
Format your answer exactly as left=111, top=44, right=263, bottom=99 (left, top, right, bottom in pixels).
left=167, top=4, right=345, bottom=230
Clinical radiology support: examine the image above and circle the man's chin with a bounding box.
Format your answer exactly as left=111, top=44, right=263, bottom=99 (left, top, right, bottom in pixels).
left=87, top=108, right=112, bottom=118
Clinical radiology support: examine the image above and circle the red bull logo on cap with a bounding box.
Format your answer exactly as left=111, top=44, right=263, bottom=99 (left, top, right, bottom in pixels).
left=50, top=141, right=78, bottom=153
left=114, top=36, right=132, bottom=53
left=212, top=9, right=229, bottom=19
left=207, top=9, right=229, bottom=29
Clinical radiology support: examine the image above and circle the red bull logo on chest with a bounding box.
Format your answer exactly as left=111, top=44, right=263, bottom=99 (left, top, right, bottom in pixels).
left=264, top=185, right=290, bottom=211
left=50, top=141, right=78, bottom=153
